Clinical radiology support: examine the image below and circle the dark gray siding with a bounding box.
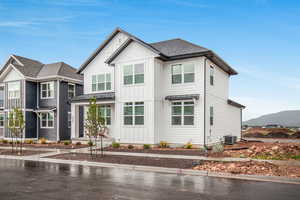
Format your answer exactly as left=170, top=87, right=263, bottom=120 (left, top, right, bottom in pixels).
left=76, top=84, right=84, bottom=138
left=25, top=81, right=37, bottom=109
left=39, top=114, right=57, bottom=140
left=25, top=111, right=37, bottom=138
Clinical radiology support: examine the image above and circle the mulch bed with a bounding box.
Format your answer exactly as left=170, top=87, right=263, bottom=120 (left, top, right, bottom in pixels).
left=0, top=143, right=88, bottom=149
left=0, top=149, right=48, bottom=156
left=48, top=153, right=199, bottom=169
left=193, top=160, right=300, bottom=178
left=104, top=147, right=206, bottom=156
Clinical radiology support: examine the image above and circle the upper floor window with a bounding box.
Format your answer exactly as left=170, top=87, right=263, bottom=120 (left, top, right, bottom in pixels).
left=41, top=112, right=54, bottom=128
left=210, top=66, right=214, bottom=86
left=41, top=82, right=54, bottom=99
left=92, top=73, right=111, bottom=92
left=171, top=101, right=194, bottom=126
left=7, top=81, right=20, bottom=99
left=0, top=113, right=4, bottom=127
left=172, top=64, right=195, bottom=84
left=68, top=112, right=71, bottom=128
left=123, top=63, right=144, bottom=85
left=210, top=106, right=214, bottom=126
left=98, top=105, right=111, bottom=125
left=0, top=86, right=4, bottom=107
left=68, top=83, right=75, bottom=99
left=124, top=102, right=144, bottom=125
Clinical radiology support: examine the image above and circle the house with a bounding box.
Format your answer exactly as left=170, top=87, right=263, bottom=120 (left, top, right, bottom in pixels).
left=71, top=28, right=245, bottom=146
left=0, top=55, right=83, bottom=141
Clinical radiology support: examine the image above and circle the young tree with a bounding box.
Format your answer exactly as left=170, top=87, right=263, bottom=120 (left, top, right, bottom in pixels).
left=84, top=97, right=105, bottom=157
left=7, top=108, right=25, bottom=155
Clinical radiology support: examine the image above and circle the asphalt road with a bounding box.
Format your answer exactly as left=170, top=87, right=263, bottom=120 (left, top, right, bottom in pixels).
left=0, top=158, right=299, bottom=200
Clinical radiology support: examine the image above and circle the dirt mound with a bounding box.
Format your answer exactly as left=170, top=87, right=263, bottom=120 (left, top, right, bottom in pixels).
left=290, top=132, right=300, bottom=138
left=243, top=128, right=295, bottom=138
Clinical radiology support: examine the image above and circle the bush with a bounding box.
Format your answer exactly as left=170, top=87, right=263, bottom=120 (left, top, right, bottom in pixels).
left=25, top=139, right=34, bottom=144
left=159, top=141, right=169, bottom=148
left=40, top=138, right=47, bottom=144
left=112, top=142, right=120, bottom=148
left=143, top=144, right=151, bottom=149
left=184, top=142, right=193, bottom=149
left=127, top=144, right=134, bottom=149
left=63, top=141, right=71, bottom=145
left=75, top=142, right=82, bottom=145
left=87, top=141, right=93, bottom=146
left=16, top=140, right=20, bottom=144
left=1, top=139, right=8, bottom=144
left=9, top=141, right=13, bottom=144
left=212, top=142, right=224, bottom=153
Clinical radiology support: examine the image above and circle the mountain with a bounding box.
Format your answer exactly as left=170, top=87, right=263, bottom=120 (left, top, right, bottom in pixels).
left=244, top=110, right=300, bottom=127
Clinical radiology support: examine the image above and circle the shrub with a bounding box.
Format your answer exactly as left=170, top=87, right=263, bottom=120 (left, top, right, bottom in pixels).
left=159, top=141, right=169, bottom=148
left=127, top=144, right=134, bottom=149
left=16, top=140, right=20, bottom=144
left=25, top=139, right=34, bottom=144
left=184, top=142, right=193, bottom=149
left=2, top=139, right=8, bottom=144
left=143, top=144, right=151, bottom=149
left=112, top=142, right=120, bottom=148
left=40, top=138, right=47, bottom=144
left=63, top=141, right=71, bottom=145
left=212, top=142, right=224, bottom=153
left=87, top=141, right=93, bottom=146
left=9, top=141, right=13, bottom=144
left=75, top=142, right=82, bottom=145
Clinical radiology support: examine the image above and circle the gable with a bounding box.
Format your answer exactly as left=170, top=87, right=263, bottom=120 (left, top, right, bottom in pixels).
left=2, top=67, right=24, bottom=82
left=80, top=32, right=129, bottom=74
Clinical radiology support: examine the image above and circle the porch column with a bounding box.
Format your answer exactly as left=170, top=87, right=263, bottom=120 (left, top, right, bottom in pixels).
left=71, top=103, right=79, bottom=139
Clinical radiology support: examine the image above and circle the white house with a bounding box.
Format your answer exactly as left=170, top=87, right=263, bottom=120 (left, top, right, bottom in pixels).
left=71, top=28, right=245, bottom=147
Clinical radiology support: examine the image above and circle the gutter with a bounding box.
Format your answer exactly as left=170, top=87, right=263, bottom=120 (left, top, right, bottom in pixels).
left=203, top=57, right=207, bottom=149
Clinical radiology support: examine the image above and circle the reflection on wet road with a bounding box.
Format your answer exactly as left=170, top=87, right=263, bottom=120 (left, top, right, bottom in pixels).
left=0, top=159, right=299, bottom=200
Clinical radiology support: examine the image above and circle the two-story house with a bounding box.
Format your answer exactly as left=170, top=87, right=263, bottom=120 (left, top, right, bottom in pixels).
left=0, top=55, right=83, bottom=141
left=71, top=28, right=245, bottom=146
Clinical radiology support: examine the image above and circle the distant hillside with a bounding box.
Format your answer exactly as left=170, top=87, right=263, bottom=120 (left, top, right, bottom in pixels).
left=244, top=110, right=300, bottom=127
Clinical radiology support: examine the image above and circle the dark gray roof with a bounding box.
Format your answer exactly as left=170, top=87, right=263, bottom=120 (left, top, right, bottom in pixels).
left=150, top=39, right=209, bottom=57
left=71, top=92, right=115, bottom=102
left=228, top=99, right=245, bottom=109
left=165, top=94, right=200, bottom=101
left=1, top=55, right=83, bottom=81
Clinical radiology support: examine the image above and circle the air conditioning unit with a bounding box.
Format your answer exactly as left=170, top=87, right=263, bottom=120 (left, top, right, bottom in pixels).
left=224, top=135, right=237, bottom=145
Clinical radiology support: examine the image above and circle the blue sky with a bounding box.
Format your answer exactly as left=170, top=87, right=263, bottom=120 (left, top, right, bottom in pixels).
left=0, top=0, right=299, bottom=120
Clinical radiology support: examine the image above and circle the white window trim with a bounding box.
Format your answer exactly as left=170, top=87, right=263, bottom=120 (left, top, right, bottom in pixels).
left=171, top=63, right=195, bottom=85
left=123, top=102, right=144, bottom=126
left=171, top=101, right=195, bottom=127
left=68, top=83, right=76, bottom=99
left=40, top=112, right=54, bottom=129
left=91, top=73, right=112, bottom=92
left=98, top=105, right=111, bottom=126
left=123, top=63, right=145, bottom=86
left=7, top=81, right=20, bottom=100
left=40, top=81, right=54, bottom=99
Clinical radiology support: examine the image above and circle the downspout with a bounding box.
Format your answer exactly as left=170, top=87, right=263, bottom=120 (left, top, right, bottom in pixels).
left=203, top=57, right=207, bottom=149
left=57, top=80, right=60, bottom=141
left=36, top=83, right=39, bottom=140
left=240, top=108, right=243, bottom=140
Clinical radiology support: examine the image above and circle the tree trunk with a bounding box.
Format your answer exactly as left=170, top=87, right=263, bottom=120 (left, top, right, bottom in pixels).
left=100, top=136, right=103, bottom=157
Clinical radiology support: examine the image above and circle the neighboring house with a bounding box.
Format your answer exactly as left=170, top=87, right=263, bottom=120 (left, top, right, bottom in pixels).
left=71, top=28, right=245, bottom=146
left=0, top=55, right=83, bottom=141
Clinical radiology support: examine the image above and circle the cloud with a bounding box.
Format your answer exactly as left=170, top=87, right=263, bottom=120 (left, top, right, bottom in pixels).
left=40, top=0, right=110, bottom=7
left=0, top=21, right=40, bottom=27
left=164, top=0, right=209, bottom=8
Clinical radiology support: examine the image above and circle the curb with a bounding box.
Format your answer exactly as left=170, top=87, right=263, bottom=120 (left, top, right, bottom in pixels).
left=0, top=155, right=299, bottom=185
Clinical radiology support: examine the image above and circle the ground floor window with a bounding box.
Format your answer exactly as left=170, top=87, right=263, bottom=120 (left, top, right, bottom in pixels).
left=68, top=112, right=71, bottom=128
left=124, top=102, right=144, bottom=125
left=171, top=101, right=194, bottom=125
left=41, top=112, right=54, bottom=128
left=0, top=113, right=4, bottom=127
left=98, top=105, right=111, bottom=125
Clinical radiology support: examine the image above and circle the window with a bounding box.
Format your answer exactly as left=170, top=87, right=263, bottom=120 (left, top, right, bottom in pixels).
left=92, top=73, right=111, bottom=92
left=98, top=105, right=111, bottom=125
left=210, top=66, right=214, bottom=85
left=172, top=64, right=195, bottom=84
left=210, top=106, right=214, bottom=126
left=0, top=113, right=4, bottom=127
left=0, top=86, right=4, bottom=107
left=7, top=81, right=20, bottom=99
left=68, top=112, right=71, bottom=128
left=123, top=63, right=144, bottom=85
left=41, top=112, right=54, bottom=128
left=41, top=82, right=54, bottom=99
left=68, top=84, right=75, bottom=99
left=124, top=102, right=144, bottom=125
left=171, top=101, right=194, bottom=125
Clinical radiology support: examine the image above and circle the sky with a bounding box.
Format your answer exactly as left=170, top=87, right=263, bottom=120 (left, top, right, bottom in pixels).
left=0, top=0, right=299, bottom=120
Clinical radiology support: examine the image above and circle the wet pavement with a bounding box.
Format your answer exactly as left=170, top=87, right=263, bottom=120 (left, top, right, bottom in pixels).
left=0, top=158, right=299, bottom=200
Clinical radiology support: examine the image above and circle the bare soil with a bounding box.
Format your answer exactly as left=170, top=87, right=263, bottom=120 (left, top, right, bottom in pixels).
left=0, top=143, right=88, bottom=149
left=193, top=160, right=300, bottom=178
left=0, top=149, right=48, bottom=156
left=48, top=153, right=199, bottom=169
left=243, top=128, right=300, bottom=138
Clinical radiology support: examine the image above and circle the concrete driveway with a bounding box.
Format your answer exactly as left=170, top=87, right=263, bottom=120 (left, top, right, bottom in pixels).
left=0, top=158, right=299, bottom=200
